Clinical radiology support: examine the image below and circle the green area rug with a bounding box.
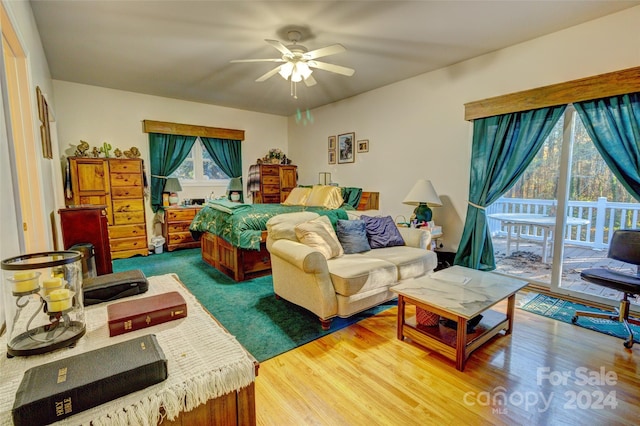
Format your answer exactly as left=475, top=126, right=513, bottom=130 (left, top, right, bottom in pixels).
left=520, top=294, right=639, bottom=343
left=113, top=248, right=394, bottom=362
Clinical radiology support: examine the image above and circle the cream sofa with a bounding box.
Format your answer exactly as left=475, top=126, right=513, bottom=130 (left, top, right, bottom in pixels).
left=266, top=211, right=438, bottom=329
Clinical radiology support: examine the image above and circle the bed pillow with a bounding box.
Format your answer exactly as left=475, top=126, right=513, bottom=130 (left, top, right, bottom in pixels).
left=336, top=219, right=371, bottom=254
left=295, top=215, right=344, bottom=259
left=361, top=215, right=405, bottom=249
left=282, top=187, right=312, bottom=206
left=305, top=185, right=344, bottom=209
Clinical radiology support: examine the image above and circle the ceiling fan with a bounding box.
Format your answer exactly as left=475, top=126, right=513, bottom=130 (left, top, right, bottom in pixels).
left=230, top=29, right=355, bottom=98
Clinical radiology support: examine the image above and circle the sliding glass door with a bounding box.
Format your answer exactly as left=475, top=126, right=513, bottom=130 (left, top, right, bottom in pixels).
left=489, top=107, right=638, bottom=306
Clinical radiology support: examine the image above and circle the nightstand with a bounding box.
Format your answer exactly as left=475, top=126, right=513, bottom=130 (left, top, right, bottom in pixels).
left=163, top=206, right=203, bottom=251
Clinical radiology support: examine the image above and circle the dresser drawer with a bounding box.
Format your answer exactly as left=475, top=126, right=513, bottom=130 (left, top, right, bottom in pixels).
left=261, top=165, right=279, bottom=176
left=261, top=195, right=280, bottom=204
left=109, top=160, right=141, bottom=174
left=111, top=186, right=143, bottom=199
left=113, top=199, right=144, bottom=213
left=111, top=173, right=143, bottom=187
left=110, top=236, right=147, bottom=252
left=109, top=223, right=146, bottom=239
left=168, top=231, right=196, bottom=246
left=262, top=185, right=280, bottom=195
left=262, top=176, right=279, bottom=185
left=166, top=208, right=197, bottom=221
left=168, top=222, right=192, bottom=233
left=113, top=211, right=145, bottom=225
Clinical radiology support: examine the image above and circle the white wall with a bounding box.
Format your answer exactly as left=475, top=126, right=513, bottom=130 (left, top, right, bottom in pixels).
left=52, top=81, right=287, bottom=238
left=288, top=6, right=640, bottom=252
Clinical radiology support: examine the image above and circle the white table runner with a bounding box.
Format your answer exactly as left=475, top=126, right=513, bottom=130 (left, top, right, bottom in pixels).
left=0, top=273, right=256, bottom=425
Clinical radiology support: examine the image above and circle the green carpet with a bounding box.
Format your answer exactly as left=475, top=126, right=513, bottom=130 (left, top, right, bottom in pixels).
left=520, top=294, right=640, bottom=344
left=113, top=248, right=394, bottom=362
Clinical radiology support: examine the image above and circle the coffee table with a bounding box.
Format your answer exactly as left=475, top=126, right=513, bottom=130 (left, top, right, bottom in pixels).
left=391, top=265, right=528, bottom=371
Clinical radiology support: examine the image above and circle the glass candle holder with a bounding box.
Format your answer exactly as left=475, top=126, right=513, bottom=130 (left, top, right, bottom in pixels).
left=2, top=251, right=86, bottom=357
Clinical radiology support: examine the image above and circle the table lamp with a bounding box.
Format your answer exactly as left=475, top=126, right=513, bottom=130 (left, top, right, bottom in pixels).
left=227, top=177, right=243, bottom=202
left=164, top=178, right=182, bottom=206
left=402, top=179, right=442, bottom=224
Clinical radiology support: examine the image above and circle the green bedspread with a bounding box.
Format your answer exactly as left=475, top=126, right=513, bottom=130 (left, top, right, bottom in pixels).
left=189, top=202, right=350, bottom=250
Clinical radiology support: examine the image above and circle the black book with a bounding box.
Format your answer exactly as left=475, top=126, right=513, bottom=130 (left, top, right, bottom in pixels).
left=12, top=334, right=168, bottom=426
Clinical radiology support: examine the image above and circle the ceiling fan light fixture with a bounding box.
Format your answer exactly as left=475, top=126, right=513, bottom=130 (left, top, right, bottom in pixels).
left=278, top=62, right=294, bottom=80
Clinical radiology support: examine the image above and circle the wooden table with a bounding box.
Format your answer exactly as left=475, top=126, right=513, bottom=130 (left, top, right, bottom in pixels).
left=486, top=213, right=590, bottom=263
left=391, top=266, right=528, bottom=371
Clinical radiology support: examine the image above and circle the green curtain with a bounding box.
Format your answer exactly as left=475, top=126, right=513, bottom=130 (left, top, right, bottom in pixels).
left=149, top=133, right=197, bottom=212
left=574, top=92, right=640, bottom=201
left=454, top=105, right=566, bottom=270
left=200, top=137, right=244, bottom=202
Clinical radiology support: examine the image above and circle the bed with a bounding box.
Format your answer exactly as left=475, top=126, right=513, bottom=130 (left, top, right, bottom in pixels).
left=189, top=187, right=378, bottom=281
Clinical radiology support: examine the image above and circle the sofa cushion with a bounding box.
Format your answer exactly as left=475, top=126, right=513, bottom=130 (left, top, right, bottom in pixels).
left=305, top=185, right=344, bottom=209
left=327, top=255, right=397, bottom=296
left=295, top=215, right=344, bottom=259
left=282, top=187, right=312, bottom=206
left=336, top=219, right=371, bottom=254
left=361, top=215, right=405, bottom=249
left=361, top=246, right=437, bottom=280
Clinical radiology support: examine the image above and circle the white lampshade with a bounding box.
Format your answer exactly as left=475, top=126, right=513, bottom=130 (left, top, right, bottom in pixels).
left=402, top=179, right=442, bottom=207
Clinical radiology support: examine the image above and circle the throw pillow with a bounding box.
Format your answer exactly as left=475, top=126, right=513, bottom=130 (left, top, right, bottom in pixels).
left=305, top=185, right=344, bottom=209
left=282, top=187, right=312, bottom=206
left=361, top=215, right=405, bottom=249
left=295, top=215, right=344, bottom=259
left=336, top=219, right=371, bottom=254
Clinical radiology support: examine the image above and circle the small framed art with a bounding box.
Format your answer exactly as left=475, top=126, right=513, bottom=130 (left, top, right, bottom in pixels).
left=328, top=136, right=336, bottom=150
left=357, top=139, right=369, bottom=153
left=338, top=132, right=355, bottom=164
left=328, top=150, right=336, bottom=164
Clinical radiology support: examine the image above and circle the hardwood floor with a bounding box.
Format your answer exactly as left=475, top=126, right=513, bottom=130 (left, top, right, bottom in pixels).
left=255, top=296, right=640, bottom=425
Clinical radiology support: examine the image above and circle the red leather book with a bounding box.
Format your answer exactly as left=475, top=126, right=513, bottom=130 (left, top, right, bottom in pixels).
left=107, top=291, right=187, bottom=336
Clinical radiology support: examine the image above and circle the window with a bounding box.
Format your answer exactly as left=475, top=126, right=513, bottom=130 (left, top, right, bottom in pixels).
left=169, top=138, right=229, bottom=184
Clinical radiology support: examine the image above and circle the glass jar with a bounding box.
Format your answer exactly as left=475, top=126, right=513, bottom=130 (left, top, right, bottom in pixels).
left=2, top=251, right=86, bottom=357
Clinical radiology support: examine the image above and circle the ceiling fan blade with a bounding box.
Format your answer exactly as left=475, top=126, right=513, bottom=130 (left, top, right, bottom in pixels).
left=265, top=39, right=292, bottom=56
left=304, top=44, right=346, bottom=60
left=304, top=75, right=317, bottom=87
left=255, top=65, right=283, bottom=82
left=308, top=61, right=355, bottom=77
left=230, top=58, right=284, bottom=63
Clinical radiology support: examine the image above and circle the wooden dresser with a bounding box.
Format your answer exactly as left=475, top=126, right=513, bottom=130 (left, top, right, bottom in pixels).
left=163, top=206, right=202, bottom=251
left=250, top=164, right=297, bottom=203
left=67, top=157, right=148, bottom=259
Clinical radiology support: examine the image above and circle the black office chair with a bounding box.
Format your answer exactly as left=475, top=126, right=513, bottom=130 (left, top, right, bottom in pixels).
left=572, top=229, right=640, bottom=349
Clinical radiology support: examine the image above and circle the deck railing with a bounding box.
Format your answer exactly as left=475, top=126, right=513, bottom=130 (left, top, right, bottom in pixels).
left=487, top=197, right=640, bottom=249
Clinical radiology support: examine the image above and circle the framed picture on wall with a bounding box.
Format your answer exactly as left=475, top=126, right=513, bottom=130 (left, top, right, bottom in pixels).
left=338, top=132, right=355, bottom=164
left=328, top=150, right=336, bottom=164
left=38, top=90, right=53, bottom=159
left=357, top=139, right=369, bottom=153
left=328, top=136, right=336, bottom=150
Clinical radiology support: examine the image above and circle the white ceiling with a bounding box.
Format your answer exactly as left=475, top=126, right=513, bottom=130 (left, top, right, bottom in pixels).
left=30, top=1, right=639, bottom=117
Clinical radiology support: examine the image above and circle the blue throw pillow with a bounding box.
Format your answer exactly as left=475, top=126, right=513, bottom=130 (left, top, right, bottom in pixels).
left=336, top=219, right=371, bottom=254
left=361, top=215, right=405, bottom=249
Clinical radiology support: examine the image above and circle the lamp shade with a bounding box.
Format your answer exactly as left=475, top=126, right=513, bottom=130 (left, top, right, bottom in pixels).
left=164, top=178, right=182, bottom=193
left=402, top=179, right=442, bottom=207
left=227, top=177, right=243, bottom=192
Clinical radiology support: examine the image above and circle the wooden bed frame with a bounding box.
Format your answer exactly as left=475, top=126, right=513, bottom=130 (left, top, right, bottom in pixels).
left=201, top=231, right=271, bottom=281
left=200, top=191, right=379, bottom=281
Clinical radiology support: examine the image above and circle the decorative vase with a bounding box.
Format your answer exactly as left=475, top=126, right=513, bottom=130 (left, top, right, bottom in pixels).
left=230, top=192, right=240, bottom=202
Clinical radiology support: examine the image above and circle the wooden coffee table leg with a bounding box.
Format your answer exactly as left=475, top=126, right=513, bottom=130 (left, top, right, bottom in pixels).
left=396, top=295, right=406, bottom=341
left=506, top=294, right=516, bottom=335
left=456, top=316, right=468, bottom=371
